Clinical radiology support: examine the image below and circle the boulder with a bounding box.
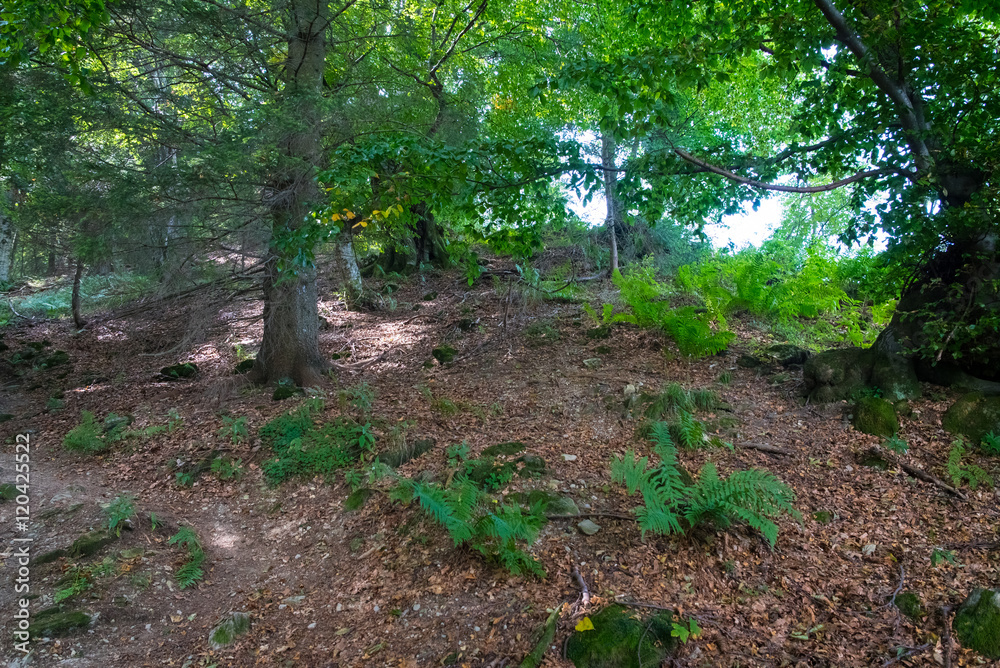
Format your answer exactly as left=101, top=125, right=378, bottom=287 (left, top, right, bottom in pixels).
left=766, top=343, right=811, bottom=367
left=31, top=608, right=91, bottom=638
left=804, top=347, right=873, bottom=403
left=870, top=352, right=921, bottom=401
left=852, top=397, right=899, bottom=437
left=565, top=604, right=677, bottom=668
left=943, top=393, right=1000, bottom=444
left=954, top=588, right=1000, bottom=660
left=160, top=362, right=198, bottom=380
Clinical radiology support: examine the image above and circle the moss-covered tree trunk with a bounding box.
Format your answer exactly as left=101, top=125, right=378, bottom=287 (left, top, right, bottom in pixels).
left=251, top=0, right=328, bottom=387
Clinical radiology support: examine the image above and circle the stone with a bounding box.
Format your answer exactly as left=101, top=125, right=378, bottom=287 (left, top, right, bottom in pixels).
left=736, top=354, right=764, bottom=368
left=577, top=520, right=601, bottom=536
left=804, top=347, right=873, bottom=403
left=160, top=362, right=198, bottom=379
left=852, top=397, right=899, bottom=437
left=565, top=604, right=677, bottom=668
left=432, top=345, right=457, bottom=364
left=68, top=530, right=116, bottom=558
left=894, top=591, right=925, bottom=620
left=561, top=454, right=578, bottom=461
left=272, top=385, right=300, bottom=401
left=871, top=352, right=921, bottom=401
left=943, top=393, right=1000, bottom=445
left=234, top=359, right=255, bottom=374
left=518, top=454, right=546, bottom=476
left=547, top=496, right=579, bottom=516
left=953, top=588, right=1000, bottom=659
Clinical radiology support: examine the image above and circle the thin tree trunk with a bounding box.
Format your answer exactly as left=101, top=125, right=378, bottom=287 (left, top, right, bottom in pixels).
left=601, top=132, right=620, bottom=273
left=0, top=210, right=14, bottom=283
left=336, top=236, right=362, bottom=293
left=71, top=258, right=86, bottom=329
left=251, top=0, right=329, bottom=387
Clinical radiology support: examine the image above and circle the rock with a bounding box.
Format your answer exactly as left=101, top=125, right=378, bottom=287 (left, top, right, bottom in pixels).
left=482, top=441, right=526, bottom=457
left=577, top=519, right=601, bottom=536
left=421, top=291, right=438, bottom=301
left=565, top=604, right=677, bottom=668
left=209, top=611, right=251, bottom=649
left=871, top=352, right=921, bottom=401
left=893, top=591, right=925, bottom=620
left=518, top=454, right=547, bottom=476
left=954, top=588, right=1000, bottom=659
left=583, top=358, right=601, bottom=369
left=561, top=454, right=578, bottom=461
left=0, top=483, right=17, bottom=501
left=766, top=343, right=811, bottom=367
left=38, top=349, right=70, bottom=369
left=894, top=399, right=913, bottom=418
left=160, top=362, right=198, bottom=380
left=804, top=347, right=873, bottom=403
left=547, top=495, right=579, bottom=516
left=943, top=393, right=1000, bottom=444
left=272, top=385, right=300, bottom=401
left=68, top=530, right=116, bottom=558
left=736, top=354, right=764, bottom=368
left=234, top=359, right=255, bottom=374
left=852, top=397, right=899, bottom=437
left=31, top=608, right=91, bottom=638
left=432, top=345, right=457, bottom=364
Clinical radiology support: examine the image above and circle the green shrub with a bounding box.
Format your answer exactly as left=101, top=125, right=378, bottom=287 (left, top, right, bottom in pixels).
left=63, top=411, right=107, bottom=453
left=217, top=416, right=249, bottom=444
left=611, top=422, right=799, bottom=546
left=104, top=493, right=136, bottom=536
left=982, top=431, right=1000, bottom=456
left=211, top=456, right=243, bottom=481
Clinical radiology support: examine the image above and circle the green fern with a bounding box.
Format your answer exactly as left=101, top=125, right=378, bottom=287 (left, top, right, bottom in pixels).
left=612, top=422, right=799, bottom=547
left=670, top=409, right=706, bottom=449
left=946, top=441, right=993, bottom=490
left=169, top=526, right=206, bottom=589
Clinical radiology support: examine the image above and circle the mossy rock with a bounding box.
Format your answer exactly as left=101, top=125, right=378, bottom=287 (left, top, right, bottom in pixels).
left=518, top=454, right=546, bottom=476
left=0, top=413, right=14, bottom=423
left=736, top=354, right=765, bottom=368
left=32, top=548, right=69, bottom=565
left=209, top=611, right=251, bottom=649
left=942, top=393, right=1000, bottom=445
left=894, top=591, right=925, bottom=620
left=852, top=397, right=899, bottom=437
left=482, top=441, right=526, bottom=457
left=344, top=488, right=375, bottom=511
left=871, top=352, right=921, bottom=401
left=381, top=438, right=435, bottom=468
left=804, top=347, right=873, bottom=403
left=894, top=400, right=913, bottom=418
left=234, top=359, right=255, bottom=374
left=0, top=483, right=17, bottom=501
left=432, top=345, right=457, bottom=364
left=421, top=291, right=438, bottom=301
left=812, top=510, right=834, bottom=524
left=766, top=343, right=811, bottom=367
left=32, top=607, right=91, bottom=638
left=69, top=530, right=116, bottom=558
left=38, top=349, right=70, bottom=369
left=856, top=449, right=890, bottom=470
left=565, top=604, right=678, bottom=668
left=160, top=362, right=198, bottom=380
left=954, top=588, right=1000, bottom=659
left=464, top=458, right=517, bottom=490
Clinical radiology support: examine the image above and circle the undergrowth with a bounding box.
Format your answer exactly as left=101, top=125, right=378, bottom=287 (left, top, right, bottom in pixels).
left=946, top=440, right=993, bottom=490
left=168, top=526, right=206, bottom=589
left=611, top=422, right=799, bottom=546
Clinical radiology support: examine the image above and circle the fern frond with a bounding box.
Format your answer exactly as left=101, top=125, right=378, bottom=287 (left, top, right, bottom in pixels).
left=610, top=450, right=649, bottom=495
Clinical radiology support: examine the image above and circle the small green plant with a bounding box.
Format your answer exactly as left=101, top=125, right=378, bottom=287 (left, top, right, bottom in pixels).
left=63, top=411, right=107, bottom=453
left=175, top=470, right=198, bottom=488
left=671, top=616, right=702, bottom=643
left=149, top=512, right=160, bottom=532
left=669, top=409, right=707, bottom=449
left=168, top=526, right=206, bottom=589
left=217, top=416, right=249, bottom=444
left=166, top=408, right=183, bottom=433
left=946, top=440, right=993, bottom=490
left=446, top=441, right=471, bottom=467
left=339, top=381, right=375, bottom=417
left=105, top=493, right=136, bottom=537
left=489, top=402, right=504, bottom=416
left=420, top=386, right=461, bottom=416
left=884, top=435, right=909, bottom=455
left=611, top=422, right=800, bottom=546
left=211, top=456, right=243, bottom=481
left=931, top=547, right=959, bottom=567
left=718, top=371, right=733, bottom=385
left=981, top=431, right=1000, bottom=456
left=54, top=566, right=93, bottom=603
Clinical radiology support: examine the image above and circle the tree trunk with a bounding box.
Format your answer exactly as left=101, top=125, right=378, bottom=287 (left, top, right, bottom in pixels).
left=251, top=0, right=328, bottom=387
left=0, top=209, right=14, bottom=283
left=335, top=235, right=362, bottom=293
left=601, top=132, right=621, bottom=273
left=71, top=258, right=86, bottom=329
left=380, top=204, right=450, bottom=274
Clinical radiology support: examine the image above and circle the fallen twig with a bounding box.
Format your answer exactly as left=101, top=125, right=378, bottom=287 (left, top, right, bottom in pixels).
left=882, top=565, right=905, bottom=609
left=7, top=299, right=34, bottom=320
left=942, top=540, right=1000, bottom=551
left=881, top=644, right=930, bottom=667
left=570, top=564, right=590, bottom=616
left=897, top=459, right=968, bottom=501
left=940, top=606, right=953, bottom=668
left=518, top=606, right=560, bottom=668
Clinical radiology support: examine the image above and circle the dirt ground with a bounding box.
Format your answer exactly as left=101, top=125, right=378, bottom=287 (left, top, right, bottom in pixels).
left=1, top=264, right=999, bottom=667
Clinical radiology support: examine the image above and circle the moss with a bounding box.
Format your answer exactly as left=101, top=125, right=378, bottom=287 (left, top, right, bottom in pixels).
left=565, top=604, right=678, bottom=668
left=272, top=385, right=300, bottom=401
left=344, top=488, right=375, bottom=511
left=954, top=588, right=1000, bottom=659
left=432, top=345, right=457, bottom=364
left=585, top=326, right=610, bottom=340
left=766, top=343, right=811, bottom=367
left=870, top=353, right=921, bottom=401
left=518, top=454, right=546, bottom=476
left=856, top=449, right=890, bottom=470
left=160, top=362, right=198, bottom=379
left=0, top=483, right=17, bottom=501
left=942, top=393, right=1000, bottom=445
left=32, top=548, right=68, bottom=565
left=32, top=608, right=91, bottom=638
left=382, top=438, right=435, bottom=468
left=38, top=349, right=70, bottom=369
left=852, top=397, right=899, bottom=437
left=812, top=510, right=834, bottom=524
left=893, top=591, right=925, bottom=620
left=209, top=611, right=251, bottom=649
left=68, top=530, right=116, bottom=558
left=482, top=441, right=526, bottom=457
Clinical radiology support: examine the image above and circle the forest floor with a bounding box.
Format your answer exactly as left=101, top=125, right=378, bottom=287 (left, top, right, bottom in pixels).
left=1, top=258, right=999, bottom=668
